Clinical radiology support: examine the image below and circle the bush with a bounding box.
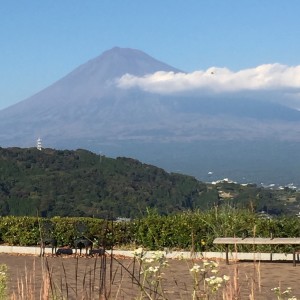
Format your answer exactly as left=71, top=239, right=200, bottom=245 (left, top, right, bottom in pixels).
left=0, top=207, right=298, bottom=252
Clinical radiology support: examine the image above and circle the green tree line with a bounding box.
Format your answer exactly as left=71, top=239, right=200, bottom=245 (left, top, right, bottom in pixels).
left=0, top=147, right=299, bottom=218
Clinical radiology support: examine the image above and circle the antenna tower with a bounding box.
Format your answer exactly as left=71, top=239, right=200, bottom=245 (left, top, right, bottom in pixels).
left=37, top=138, right=42, bottom=151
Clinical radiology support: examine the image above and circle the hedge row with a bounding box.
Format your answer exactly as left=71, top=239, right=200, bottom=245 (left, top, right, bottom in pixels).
left=0, top=207, right=299, bottom=252
left=0, top=216, right=132, bottom=247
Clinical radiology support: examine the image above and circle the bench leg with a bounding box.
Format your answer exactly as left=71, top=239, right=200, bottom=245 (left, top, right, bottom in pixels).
left=225, top=244, right=229, bottom=265
left=293, top=248, right=296, bottom=267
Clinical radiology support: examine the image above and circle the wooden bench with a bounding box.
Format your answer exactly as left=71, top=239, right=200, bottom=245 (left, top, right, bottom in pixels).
left=213, top=237, right=300, bottom=266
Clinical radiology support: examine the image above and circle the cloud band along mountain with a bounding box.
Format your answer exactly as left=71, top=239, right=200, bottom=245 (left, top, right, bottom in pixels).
left=2, top=47, right=300, bottom=147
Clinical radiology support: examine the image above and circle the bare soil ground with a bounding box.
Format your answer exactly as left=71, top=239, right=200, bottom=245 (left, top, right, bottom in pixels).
left=1, top=252, right=300, bottom=299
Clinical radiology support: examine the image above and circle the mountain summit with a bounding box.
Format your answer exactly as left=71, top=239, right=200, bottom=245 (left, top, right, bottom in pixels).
left=0, top=47, right=181, bottom=146
left=58, top=47, right=182, bottom=89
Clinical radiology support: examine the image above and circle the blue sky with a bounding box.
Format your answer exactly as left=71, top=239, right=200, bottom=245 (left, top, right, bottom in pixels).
left=1, top=1, right=300, bottom=110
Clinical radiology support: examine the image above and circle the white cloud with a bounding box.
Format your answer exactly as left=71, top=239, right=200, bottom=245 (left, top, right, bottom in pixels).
left=116, top=63, right=300, bottom=96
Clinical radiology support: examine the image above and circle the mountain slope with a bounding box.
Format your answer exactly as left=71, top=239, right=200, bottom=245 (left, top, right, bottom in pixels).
left=0, top=47, right=183, bottom=146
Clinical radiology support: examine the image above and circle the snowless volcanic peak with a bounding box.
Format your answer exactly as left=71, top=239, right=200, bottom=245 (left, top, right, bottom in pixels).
left=0, top=47, right=181, bottom=147
left=1, top=47, right=300, bottom=150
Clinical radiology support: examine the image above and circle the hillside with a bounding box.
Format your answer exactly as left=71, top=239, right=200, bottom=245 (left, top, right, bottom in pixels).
left=0, top=147, right=299, bottom=218
left=0, top=147, right=211, bottom=218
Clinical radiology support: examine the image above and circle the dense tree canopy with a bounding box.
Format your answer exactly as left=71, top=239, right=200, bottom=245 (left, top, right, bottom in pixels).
left=0, top=147, right=299, bottom=218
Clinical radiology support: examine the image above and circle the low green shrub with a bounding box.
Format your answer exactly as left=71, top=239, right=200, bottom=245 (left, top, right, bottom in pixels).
left=0, top=207, right=299, bottom=252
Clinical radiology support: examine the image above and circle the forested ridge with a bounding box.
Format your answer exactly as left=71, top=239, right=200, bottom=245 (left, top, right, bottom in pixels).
left=0, top=147, right=299, bottom=218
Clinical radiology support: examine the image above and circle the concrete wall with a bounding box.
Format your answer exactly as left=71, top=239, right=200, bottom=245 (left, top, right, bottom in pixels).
left=0, top=246, right=295, bottom=262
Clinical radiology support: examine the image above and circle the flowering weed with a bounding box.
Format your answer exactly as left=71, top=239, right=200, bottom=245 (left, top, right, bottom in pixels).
left=133, top=248, right=168, bottom=299
left=190, top=260, right=230, bottom=300
left=271, top=286, right=297, bottom=300
left=0, top=264, right=7, bottom=299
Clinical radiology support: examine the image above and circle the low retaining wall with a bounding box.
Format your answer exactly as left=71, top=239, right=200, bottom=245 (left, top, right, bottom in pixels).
left=0, top=246, right=294, bottom=262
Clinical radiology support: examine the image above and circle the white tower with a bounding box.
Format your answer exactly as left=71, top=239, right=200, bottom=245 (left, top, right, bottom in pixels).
left=37, top=138, right=42, bottom=151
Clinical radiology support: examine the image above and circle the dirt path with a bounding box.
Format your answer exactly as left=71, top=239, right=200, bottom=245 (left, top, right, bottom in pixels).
left=1, top=253, right=300, bottom=299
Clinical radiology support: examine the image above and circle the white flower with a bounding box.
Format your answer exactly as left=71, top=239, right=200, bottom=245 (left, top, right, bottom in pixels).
left=190, top=264, right=201, bottom=273
left=282, top=287, right=292, bottom=294
left=206, top=276, right=223, bottom=285
left=147, top=266, right=159, bottom=274
left=203, top=261, right=210, bottom=267
left=223, top=275, right=230, bottom=281
left=133, top=247, right=143, bottom=256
